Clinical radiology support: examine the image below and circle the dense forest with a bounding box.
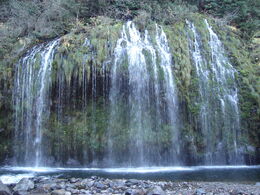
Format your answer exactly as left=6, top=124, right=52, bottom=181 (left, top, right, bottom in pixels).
left=0, top=0, right=259, bottom=166
left=0, top=0, right=259, bottom=59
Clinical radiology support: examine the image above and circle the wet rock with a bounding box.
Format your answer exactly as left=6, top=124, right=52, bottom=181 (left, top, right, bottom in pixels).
left=87, top=181, right=95, bottom=188
left=78, top=179, right=94, bottom=189
left=0, top=180, right=11, bottom=195
left=229, top=189, right=239, bottom=195
left=69, top=178, right=79, bottom=184
left=33, top=176, right=50, bottom=183
left=94, top=182, right=106, bottom=189
left=65, top=183, right=75, bottom=189
left=13, top=178, right=35, bottom=192
left=0, top=192, right=11, bottom=195
left=65, top=187, right=73, bottom=193
left=90, top=176, right=98, bottom=180
left=147, top=186, right=166, bottom=195
left=29, top=193, right=51, bottom=195
left=79, top=189, right=88, bottom=194
left=195, top=188, right=206, bottom=195
left=13, top=191, right=28, bottom=195
left=125, top=189, right=146, bottom=195
left=39, top=183, right=56, bottom=192
left=56, top=182, right=66, bottom=190
left=69, top=188, right=79, bottom=194
left=125, top=179, right=139, bottom=186
left=110, top=181, right=126, bottom=190
left=51, top=189, right=71, bottom=195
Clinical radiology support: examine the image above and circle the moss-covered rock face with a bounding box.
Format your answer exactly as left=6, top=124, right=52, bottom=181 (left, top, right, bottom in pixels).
left=216, top=27, right=260, bottom=150
left=0, top=14, right=259, bottom=166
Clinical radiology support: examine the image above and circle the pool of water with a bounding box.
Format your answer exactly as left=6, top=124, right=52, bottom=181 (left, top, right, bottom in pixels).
left=0, top=166, right=260, bottom=184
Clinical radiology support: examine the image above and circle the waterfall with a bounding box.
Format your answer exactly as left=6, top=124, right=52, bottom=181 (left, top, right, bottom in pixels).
left=108, top=22, right=180, bottom=166
left=13, top=39, right=59, bottom=166
left=11, top=20, right=247, bottom=167
left=187, top=20, right=243, bottom=164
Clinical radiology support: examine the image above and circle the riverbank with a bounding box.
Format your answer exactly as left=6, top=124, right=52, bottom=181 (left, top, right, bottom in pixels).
left=0, top=175, right=259, bottom=195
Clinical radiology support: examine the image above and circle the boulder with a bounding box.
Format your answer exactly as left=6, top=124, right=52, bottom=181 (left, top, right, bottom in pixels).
left=147, top=186, right=166, bottom=195
left=0, top=180, right=11, bottom=195
left=13, top=178, right=34, bottom=192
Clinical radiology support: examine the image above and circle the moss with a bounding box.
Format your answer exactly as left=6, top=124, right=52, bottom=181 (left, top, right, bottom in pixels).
left=164, top=21, right=192, bottom=98
left=50, top=21, right=123, bottom=86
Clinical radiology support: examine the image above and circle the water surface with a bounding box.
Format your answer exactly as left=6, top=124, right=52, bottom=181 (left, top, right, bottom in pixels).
left=1, top=166, right=260, bottom=184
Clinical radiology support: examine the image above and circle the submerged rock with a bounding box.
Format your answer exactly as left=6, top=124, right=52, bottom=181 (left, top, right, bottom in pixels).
left=0, top=180, right=11, bottom=195
left=13, top=178, right=34, bottom=192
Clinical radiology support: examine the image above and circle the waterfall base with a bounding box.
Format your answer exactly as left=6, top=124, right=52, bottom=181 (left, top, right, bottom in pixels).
left=1, top=165, right=260, bottom=182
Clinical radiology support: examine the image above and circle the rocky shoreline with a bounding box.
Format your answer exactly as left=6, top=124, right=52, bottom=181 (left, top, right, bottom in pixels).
left=0, top=176, right=260, bottom=195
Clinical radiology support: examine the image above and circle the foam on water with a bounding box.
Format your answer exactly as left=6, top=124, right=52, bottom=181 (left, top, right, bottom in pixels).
left=2, top=165, right=260, bottom=174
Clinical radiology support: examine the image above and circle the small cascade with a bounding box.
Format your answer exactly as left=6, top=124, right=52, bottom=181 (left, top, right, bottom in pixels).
left=108, top=22, right=180, bottom=166
left=13, top=39, right=59, bottom=166
left=187, top=20, right=243, bottom=164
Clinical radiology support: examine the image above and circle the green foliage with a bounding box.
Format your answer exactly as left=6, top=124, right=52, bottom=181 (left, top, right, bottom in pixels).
left=78, top=0, right=197, bottom=24
left=202, top=0, right=260, bottom=39
left=0, top=0, right=80, bottom=82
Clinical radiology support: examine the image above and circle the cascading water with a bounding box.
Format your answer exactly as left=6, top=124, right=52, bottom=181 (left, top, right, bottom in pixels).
left=155, top=25, right=180, bottom=160
left=13, top=39, right=59, bottom=166
left=187, top=20, right=243, bottom=164
left=11, top=20, right=248, bottom=167
left=108, top=22, right=180, bottom=166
